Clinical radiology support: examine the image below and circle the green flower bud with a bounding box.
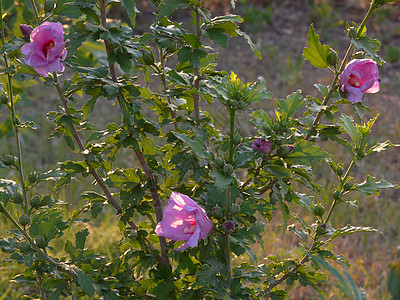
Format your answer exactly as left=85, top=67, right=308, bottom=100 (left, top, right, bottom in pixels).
left=18, top=241, right=30, bottom=253
left=333, top=190, right=341, bottom=200
left=28, top=169, right=39, bottom=184
left=141, top=50, right=155, bottom=65
left=19, top=215, right=30, bottom=227
left=12, top=191, right=24, bottom=204
left=13, top=116, right=20, bottom=126
left=44, top=0, right=55, bottom=13
left=327, top=50, right=338, bottom=66
left=313, top=204, right=325, bottom=217
left=316, top=223, right=327, bottom=235
left=2, top=154, right=17, bottom=166
left=269, top=191, right=279, bottom=205
left=232, top=134, right=241, bottom=145
left=231, top=203, right=240, bottom=215
left=336, top=165, right=344, bottom=177
left=346, top=26, right=357, bottom=38
left=35, top=235, right=46, bottom=249
left=0, top=95, right=8, bottom=104
left=214, top=157, right=224, bottom=169
left=223, top=164, right=234, bottom=176
left=343, top=180, right=354, bottom=192
left=30, top=195, right=41, bottom=208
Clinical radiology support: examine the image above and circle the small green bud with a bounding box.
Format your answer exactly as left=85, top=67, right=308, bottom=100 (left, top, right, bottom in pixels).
left=232, top=134, right=241, bottom=145
left=313, top=204, right=325, bottom=217
left=346, top=26, right=357, bottom=38
left=18, top=241, right=30, bottom=253
left=30, top=195, right=41, bottom=208
left=316, top=223, right=327, bottom=235
left=0, top=95, right=8, bottom=104
left=35, top=235, right=46, bottom=249
left=223, top=164, right=234, bottom=176
left=336, top=164, right=344, bottom=177
left=269, top=191, right=279, bottom=205
left=2, top=154, right=17, bottom=166
left=343, top=180, right=354, bottom=192
left=214, top=157, right=224, bottom=169
left=13, top=116, right=20, bottom=125
left=141, top=50, right=155, bottom=65
left=12, top=191, right=24, bottom=204
left=28, top=169, right=39, bottom=184
left=19, top=215, right=30, bottom=227
left=44, top=0, right=56, bottom=13
left=327, top=50, right=338, bottom=66
left=333, top=190, right=341, bottom=200
left=231, top=203, right=240, bottom=215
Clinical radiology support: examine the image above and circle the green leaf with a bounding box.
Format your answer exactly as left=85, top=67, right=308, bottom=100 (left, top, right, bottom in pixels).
left=339, top=114, right=362, bottom=144
left=286, top=140, right=330, bottom=166
left=351, top=37, right=385, bottom=65
left=277, top=90, right=305, bottom=121
left=367, top=140, right=399, bottom=154
left=174, top=132, right=212, bottom=160
left=355, top=175, right=397, bottom=196
left=75, top=269, right=95, bottom=296
left=75, top=228, right=89, bottom=249
left=235, top=29, right=261, bottom=59
left=331, top=224, right=380, bottom=239
left=206, top=28, right=229, bottom=48
left=303, top=24, right=330, bottom=68
left=157, top=0, right=190, bottom=21
left=210, top=170, right=234, bottom=191
left=183, top=33, right=201, bottom=48
left=121, top=0, right=137, bottom=28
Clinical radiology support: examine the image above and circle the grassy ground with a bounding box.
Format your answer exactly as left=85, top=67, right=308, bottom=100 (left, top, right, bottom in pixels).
left=1, top=0, right=399, bottom=298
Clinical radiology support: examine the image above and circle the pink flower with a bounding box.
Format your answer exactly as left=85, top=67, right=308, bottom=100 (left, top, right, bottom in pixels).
left=252, top=138, right=272, bottom=155
left=21, top=22, right=68, bottom=76
left=339, top=59, right=380, bottom=103
left=155, top=192, right=213, bottom=251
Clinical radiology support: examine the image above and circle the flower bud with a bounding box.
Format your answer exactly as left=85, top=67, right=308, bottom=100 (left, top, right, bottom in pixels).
left=35, top=235, right=46, bottom=249
left=231, top=203, right=240, bottom=215
left=222, top=220, right=235, bottom=233
left=336, top=164, right=344, bottom=176
left=19, top=215, right=30, bottom=227
left=18, top=241, right=31, bottom=253
left=333, top=190, right=341, bottom=200
left=166, top=42, right=177, bottom=54
left=12, top=191, right=24, bottom=204
left=44, top=0, right=56, bottom=13
left=20, top=24, right=33, bottom=38
left=214, top=157, right=224, bottom=169
left=343, top=180, right=354, bottom=192
left=28, top=169, right=39, bottom=184
left=140, top=49, right=155, bottom=65
left=313, top=204, right=325, bottom=217
left=327, top=50, right=338, bottom=66
left=212, top=206, right=224, bottom=219
left=2, top=154, right=17, bottom=166
left=346, top=26, right=357, bottom=38
left=30, top=195, right=41, bottom=208
left=223, top=164, right=234, bottom=176
left=232, top=134, right=241, bottom=145
left=316, top=223, right=327, bottom=235
left=0, top=94, right=8, bottom=104
left=269, top=191, right=279, bottom=205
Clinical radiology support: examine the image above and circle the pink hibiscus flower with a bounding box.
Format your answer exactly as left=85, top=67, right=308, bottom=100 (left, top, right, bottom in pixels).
left=155, top=192, right=213, bottom=251
left=21, top=22, right=68, bottom=76
left=339, top=59, right=380, bottom=103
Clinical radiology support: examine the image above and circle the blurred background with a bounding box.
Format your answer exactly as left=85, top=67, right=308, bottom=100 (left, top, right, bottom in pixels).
left=0, top=0, right=399, bottom=298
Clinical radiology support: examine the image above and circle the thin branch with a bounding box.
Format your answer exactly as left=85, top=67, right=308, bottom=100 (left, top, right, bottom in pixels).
left=99, top=0, right=169, bottom=265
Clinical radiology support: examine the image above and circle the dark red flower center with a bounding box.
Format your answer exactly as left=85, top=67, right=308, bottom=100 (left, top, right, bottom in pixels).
left=42, top=39, right=55, bottom=58
left=184, top=219, right=197, bottom=234
left=348, top=74, right=361, bottom=87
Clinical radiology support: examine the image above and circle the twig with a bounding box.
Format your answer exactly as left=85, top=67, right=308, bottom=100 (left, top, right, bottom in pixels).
left=99, top=0, right=169, bottom=265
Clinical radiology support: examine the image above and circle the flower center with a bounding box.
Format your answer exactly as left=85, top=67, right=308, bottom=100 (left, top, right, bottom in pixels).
left=42, top=39, right=55, bottom=58
left=348, top=74, right=361, bottom=87
left=184, top=219, right=197, bottom=234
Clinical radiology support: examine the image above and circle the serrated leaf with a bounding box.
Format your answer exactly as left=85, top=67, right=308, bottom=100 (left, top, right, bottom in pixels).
left=206, top=28, right=228, bottom=48
left=367, top=140, right=399, bottom=154
left=75, top=269, right=95, bottom=296
left=174, top=132, right=212, bottom=160
left=339, top=114, right=362, bottom=144
left=156, top=0, right=190, bottom=21
left=210, top=170, right=234, bottom=191
left=286, top=140, right=330, bottom=166
left=277, top=90, right=306, bottom=121
left=75, top=228, right=89, bottom=249
left=331, top=224, right=380, bottom=239
left=351, top=37, right=385, bottom=65
left=355, top=175, right=397, bottom=196
left=303, top=24, right=330, bottom=68
left=121, top=0, right=137, bottom=28
left=236, top=29, right=261, bottom=59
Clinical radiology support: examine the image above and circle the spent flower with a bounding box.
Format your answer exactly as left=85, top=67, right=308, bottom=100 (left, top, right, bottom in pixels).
left=155, top=192, right=213, bottom=251
left=339, top=59, right=380, bottom=103
left=252, top=138, right=272, bottom=155
left=21, top=22, right=68, bottom=76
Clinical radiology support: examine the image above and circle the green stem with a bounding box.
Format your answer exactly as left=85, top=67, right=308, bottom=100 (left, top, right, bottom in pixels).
left=193, top=5, right=202, bottom=122
left=224, top=187, right=232, bottom=282
left=1, top=1, right=29, bottom=208
left=228, top=109, right=235, bottom=163
left=29, top=0, right=40, bottom=25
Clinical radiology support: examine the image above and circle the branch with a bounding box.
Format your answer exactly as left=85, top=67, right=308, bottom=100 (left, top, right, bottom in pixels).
left=99, top=0, right=169, bottom=265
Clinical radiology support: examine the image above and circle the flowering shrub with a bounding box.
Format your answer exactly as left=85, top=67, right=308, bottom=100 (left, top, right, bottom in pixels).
left=0, top=0, right=398, bottom=299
